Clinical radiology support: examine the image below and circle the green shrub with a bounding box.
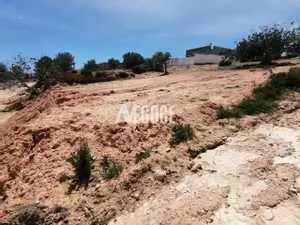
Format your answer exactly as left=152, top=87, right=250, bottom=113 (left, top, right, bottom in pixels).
left=34, top=56, right=55, bottom=88
left=140, top=148, right=152, bottom=159
left=283, top=68, right=300, bottom=89
left=238, top=96, right=277, bottom=114
left=101, top=156, right=123, bottom=180
left=218, top=58, right=232, bottom=67
left=170, top=124, right=194, bottom=146
left=67, top=140, right=94, bottom=183
left=217, top=68, right=300, bottom=119
left=151, top=52, right=171, bottom=74
left=81, top=59, right=98, bottom=76
left=53, top=52, right=75, bottom=73
left=116, top=71, right=131, bottom=79
left=140, top=148, right=151, bottom=159
left=217, top=95, right=277, bottom=119
left=9, top=204, right=45, bottom=225
left=0, top=63, right=7, bottom=73
left=122, top=52, right=144, bottom=69
left=107, top=58, right=121, bottom=70
left=132, top=64, right=147, bottom=74
left=236, top=23, right=297, bottom=64
left=0, top=72, right=11, bottom=83
left=217, top=106, right=242, bottom=119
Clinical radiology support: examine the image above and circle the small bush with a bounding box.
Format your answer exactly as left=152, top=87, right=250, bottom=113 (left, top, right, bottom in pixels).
left=116, top=71, right=131, bottom=79
left=67, top=140, right=94, bottom=183
left=218, top=58, right=232, bottom=67
left=107, top=58, right=121, bottom=70
left=101, top=156, right=123, bottom=180
left=9, top=204, right=45, bottom=225
left=216, top=106, right=242, bottom=119
left=170, top=124, right=194, bottom=146
left=132, top=64, right=147, bottom=74
left=217, top=68, right=300, bottom=119
left=140, top=148, right=151, bottom=159
left=0, top=63, right=7, bottom=73
left=81, top=59, right=98, bottom=76
left=238, top=96, right=277, bottom=114
left=284, top=68, right=300, bottom=89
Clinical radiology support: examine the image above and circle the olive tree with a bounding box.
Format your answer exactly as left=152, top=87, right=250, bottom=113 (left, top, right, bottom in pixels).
left=122, top=52, right=144, bottom=69
left=236, top=24, right=296, bottom=64
left=0, top=63, right=9, bottom=82
left=81, top=59, right=98, bottom=76
left=34, top=56, right=54, bottom=88
left=151, top=52, right=171, bottom=74
left=9, top=54, right=33, bottom=88
left=0, top=63, right=7, bottom=73
left=107, top=58, right=121, bottom=70
left=53, top=52, right=75, bottom=72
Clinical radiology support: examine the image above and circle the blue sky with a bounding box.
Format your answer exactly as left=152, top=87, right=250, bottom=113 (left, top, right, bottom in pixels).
left=0, top=0, right=299, bottom=67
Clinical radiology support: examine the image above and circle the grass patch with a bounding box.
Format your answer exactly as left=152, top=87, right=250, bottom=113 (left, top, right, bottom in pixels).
left=67, top=139, right=94, bottom=184
left=217, top=68, right=300, bottom=119
left=140, top=148, right=151, bottom=160
left=135, top=147, right=153, bottom=163
left=170, top=124, right=194, bottom=146
left=101, top=156, right=123, bottom=180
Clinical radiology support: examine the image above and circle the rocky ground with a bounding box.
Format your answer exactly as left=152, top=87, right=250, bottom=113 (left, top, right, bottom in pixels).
left=0, top=64, right=299, bottom=224
left=110, top=95, right=300, bottom=224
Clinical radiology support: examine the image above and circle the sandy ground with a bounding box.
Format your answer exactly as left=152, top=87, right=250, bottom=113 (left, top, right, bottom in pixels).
left=0, top=64, right=299, bottom=224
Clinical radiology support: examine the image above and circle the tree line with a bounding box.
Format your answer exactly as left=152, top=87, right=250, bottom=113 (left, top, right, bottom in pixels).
left=81, top=52, right=171, bottom=75
left=0, top=51, right=171, bottom=84
left=0, top=51, right=172, bottom=104
left=236, top=23, right=300, bottom=65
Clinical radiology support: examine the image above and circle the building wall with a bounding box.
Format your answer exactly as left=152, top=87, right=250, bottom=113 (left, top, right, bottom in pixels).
left=169, top=54, right=223, bottom=66
left=186, top=45, right=233, bottom=57
left=192, top=54, right=223, bottom=64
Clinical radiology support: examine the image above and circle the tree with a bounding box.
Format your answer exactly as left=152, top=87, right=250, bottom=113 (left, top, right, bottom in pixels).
left=107, top=58, right=121, bottom=70
left=285, top=27, right=300, bottom=57
left=122, top=52, right=144, bottom=69
left=34, top=56, right=54, bottom=87
left=144, top=58, right=154, bottom=71
left=236, top=24, right=297, bottom=65
left=0, top=63, right=9, bottom=82
left=0, top=63, right=7, bottom=73
left=53, top=52, right=75, bottom=72
left=9, top=54, right=33, bottom=87
left=81, top=59, right=98, bottom=76
left=151, top=52, right=171, bottom=74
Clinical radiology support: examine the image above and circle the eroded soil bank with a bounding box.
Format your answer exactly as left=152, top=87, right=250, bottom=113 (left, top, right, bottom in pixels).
left=0, top=65, right=299, bottom=224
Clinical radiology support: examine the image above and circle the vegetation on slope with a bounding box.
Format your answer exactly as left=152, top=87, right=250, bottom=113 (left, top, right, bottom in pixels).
left=217, top=67, right=300, bottom=119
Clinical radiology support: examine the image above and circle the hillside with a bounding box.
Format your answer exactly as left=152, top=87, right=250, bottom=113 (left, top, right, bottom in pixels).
left=0, top=63, right=300, bottom=225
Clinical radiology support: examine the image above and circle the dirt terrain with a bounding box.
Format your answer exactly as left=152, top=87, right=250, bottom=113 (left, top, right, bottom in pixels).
left=0, top=64, right=299, bottom=224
